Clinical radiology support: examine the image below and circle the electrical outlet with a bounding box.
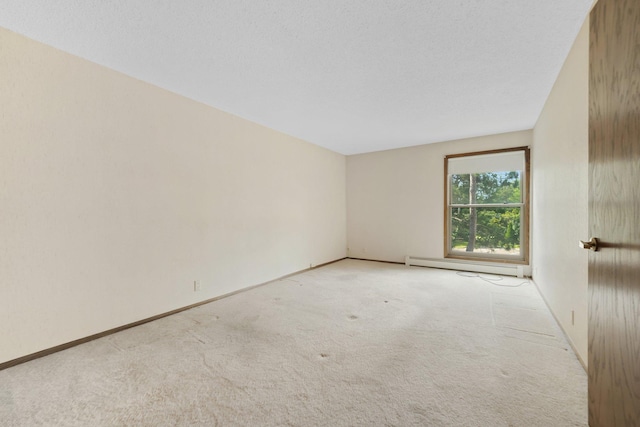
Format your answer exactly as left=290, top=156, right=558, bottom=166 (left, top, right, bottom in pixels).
left=194, top=280, right=201, bottom=292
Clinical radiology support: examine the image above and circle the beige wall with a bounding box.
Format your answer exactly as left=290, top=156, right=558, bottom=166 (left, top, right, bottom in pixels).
left=531, top=19, right=589, bottom=366
left=0, top=28, right=346, bottom=364
left=347, top=130, right=532, bottom=263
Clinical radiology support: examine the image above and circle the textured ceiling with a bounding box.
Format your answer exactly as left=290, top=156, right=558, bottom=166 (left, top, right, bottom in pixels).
left=0, top=1, right=592, bottom=154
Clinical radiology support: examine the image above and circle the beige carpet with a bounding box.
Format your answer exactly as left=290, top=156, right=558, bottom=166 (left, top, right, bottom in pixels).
left=0, top=259, right=587, bottom=426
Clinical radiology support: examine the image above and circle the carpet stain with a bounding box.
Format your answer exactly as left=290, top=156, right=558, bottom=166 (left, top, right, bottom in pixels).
left=348, top=315, right=359, bottom=320
left=319, top=353, right=330, bottom=359
left=410, top=404, right=429, bottom=418
left=191, top=335, right=206, bottom=345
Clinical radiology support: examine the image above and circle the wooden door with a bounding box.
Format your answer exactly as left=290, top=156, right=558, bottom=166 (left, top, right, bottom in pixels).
left=588, top=0, right=640, bottom=425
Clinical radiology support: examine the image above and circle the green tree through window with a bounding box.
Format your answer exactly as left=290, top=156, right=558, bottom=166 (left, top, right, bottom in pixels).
left=445, top=148, right=528, bottom=262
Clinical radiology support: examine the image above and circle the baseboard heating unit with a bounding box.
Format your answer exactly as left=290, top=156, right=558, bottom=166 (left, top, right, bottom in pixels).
left=405, top=256, right=528, bottom=278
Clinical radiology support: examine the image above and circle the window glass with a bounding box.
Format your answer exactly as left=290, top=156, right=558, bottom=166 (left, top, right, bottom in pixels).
left=450, top=171, right=521, bottom=205
left=450, top=206, right=521, bottom=256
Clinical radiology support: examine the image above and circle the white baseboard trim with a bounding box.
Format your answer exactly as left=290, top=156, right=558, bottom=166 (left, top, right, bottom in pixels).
left=530, top=277, right=587, bottom=372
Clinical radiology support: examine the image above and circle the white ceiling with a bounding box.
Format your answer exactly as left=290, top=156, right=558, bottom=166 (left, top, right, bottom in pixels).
left=0, top=1, right=592, bottom=155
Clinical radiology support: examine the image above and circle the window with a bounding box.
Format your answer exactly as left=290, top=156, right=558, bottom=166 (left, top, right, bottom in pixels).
left=444, top=147, right=529, bottom=263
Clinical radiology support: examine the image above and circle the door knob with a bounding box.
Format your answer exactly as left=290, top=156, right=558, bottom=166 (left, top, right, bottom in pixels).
left=579, top=237, right=599, bottom=251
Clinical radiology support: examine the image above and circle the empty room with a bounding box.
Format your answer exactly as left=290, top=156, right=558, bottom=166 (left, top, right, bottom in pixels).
left=1, top=0, right=638, bottom=426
